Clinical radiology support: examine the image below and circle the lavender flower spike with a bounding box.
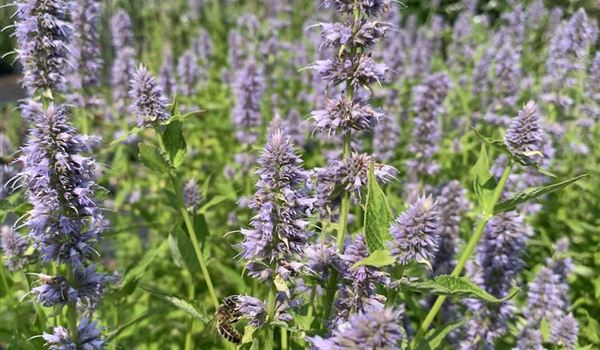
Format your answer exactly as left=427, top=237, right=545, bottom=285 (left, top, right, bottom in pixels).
left=110, top=9, right=134, bottom=50
left=388, top=195, right=440, bottom=267
left=183, top=179, right=201, bottom=211
left=550, top=313, right=578, bottom=350
left=0, top=225, right=28, bottom=271
left=504, top=101, right=542, bottom=164
left=69, top=0, right=103, bottom=97
left=232, top=61, right=265, bottom=145
left=13, top=0, right=71, bottom=95
left=309, top=304, right=404, bottom=350
left=177, top=49, right=199, bottom=97
left=43, top=317, right=105, bottom=350
left=311, top=96, right=385, bottom=136
left=129, top=64, right=170, bottom=127
left=240, top=123, right=314, bottom=280
left=18, top=101, right=105, bottom=267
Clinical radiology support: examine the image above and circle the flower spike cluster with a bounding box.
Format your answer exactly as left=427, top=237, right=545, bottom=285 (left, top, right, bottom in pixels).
left=129, top=65, right=170, bottom=127
left=240, top=123, right=314, bottom=280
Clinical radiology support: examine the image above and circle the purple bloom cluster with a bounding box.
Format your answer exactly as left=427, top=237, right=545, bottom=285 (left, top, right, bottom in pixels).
left=68, top=0, right=103, bottom=106
left=43, top=317, right=105, bottom=350
left=177, top=49, right=200, bottom=97
left=461, top=211, right=532, bottom=347
left=389, top=196, right=440, bottom=267
left=110, top=10, right=135, bottom=114
left=311, top=96, right=385, bottom=136
left=240, top=126, right=314, bottom=280
left=183, top=178, right=201, bottom=211
left=158, top=53, right=176, bottom=98
left=504, top=101, right=541, bottom=164
left=309, top=304, right=404, bottom=350
left=407, top=72, right=451, bottom=177
left=373, top=112, right=400, bottom=162
left=232, top=61, right=265, bottom=145
left=129, top=65, right=170, bottom=127
left=0, top=225, right=29, bottom=271
left=315, top=153, right=396, bottom=213
left=432, top=181, right=470, bottom=276
left=13, top=0, right=71, bottom=95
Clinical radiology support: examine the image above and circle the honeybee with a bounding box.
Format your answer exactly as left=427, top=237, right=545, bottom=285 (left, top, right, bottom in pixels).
left=215, top=296, right=242, bottom=344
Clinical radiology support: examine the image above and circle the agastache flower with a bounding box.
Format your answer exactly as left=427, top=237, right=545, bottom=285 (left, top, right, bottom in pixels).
left=68, top=0, right=102, bottom=105
left=407, top=72, right=451, bottom=177
left=158, top=53, right=176, bottom=98
left=43, top=317, right=105, bottom=350
left=33, top=275, right=77, bottom=307
left=315, top=153, right=396, bottom=212
left=232, top=61, right=265, bottom=145
left=323, top=0, right=392, bottom=17
left=191, top=28, right=213, bottom=62
left=311, top=96, right=385, bottom=136
left=13, top=0, right=71, bottom=95
left=550, top=313, right=578, bottom=350
left=309, top=304, right=404, bottom=350
left=129, top=64, right=170, bottom=127
left=177, top=49, right=199, bottom=97
left=432, top=181, right=470, bottom=276
left=111, top=47, right=136, bottom=115
left=388, top=195, right=440, bottom=267
left=0, top=225, right=29, bottom=271
left=373, top=112, right=400, bottom=162
left=183, top=179, right=201, bottom=211
left=18, top=102, right=105, bottom=267
left=504, top=101, right=542, bottom=164
left=110, top=9, right=134, bottom=50
left=240, top=125, right=314, bottom=280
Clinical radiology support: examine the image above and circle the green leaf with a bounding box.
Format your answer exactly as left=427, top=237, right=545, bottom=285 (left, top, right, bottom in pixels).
left=168, top=233, right=186, bottom=268
left=138, top=143, right=171, bottom=173
left=110, top=127, right=142, bottom=146
left=163, top=296, right=209, bottom=323
left=470, top=144, right=497, bottom=212
left=242, top=325, right=257, bottom=344
left=494, top=174, right=588, bottom=214
left=162, top=120, right=187, bottom=168
left=399, top=275, right=519, bottom=303
left=363, top=161, right=394, bottom=252
left=352, top=249, right=395, bottom=269
left=120, top=240, right=168, bottom=295
left=199, top=195, right=230, bottom=214
left=417, top=321, right=464, bottom=350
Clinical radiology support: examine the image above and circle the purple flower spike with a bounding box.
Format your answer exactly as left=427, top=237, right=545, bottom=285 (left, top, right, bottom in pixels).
left=311, top=96, right=385, bottom=136
left=232, top=61, right=265, bottom=145
left=43, top=317, right=105, bottom=350
left=129, top=64, right=170, bottom=127
left=550, top=313, right=578, bottom=350
left=389, top=195, right=440, bottom=267
left=0, top=225, right=29, bottom=271
left=240, top=125, right=314, bottom=280
left=504, top=101, right=541, bottom=164
left=177, top=49, right=200, bottom=97
left=13, top=0, right=71, bottom=95
left=309, top=304, right=404, bottom=350
left=183, top=179, right=201, bottom=211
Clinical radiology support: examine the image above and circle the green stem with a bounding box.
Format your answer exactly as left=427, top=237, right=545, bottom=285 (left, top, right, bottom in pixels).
left=185, top=278, right=196, bottom=350
left=281, top=328, right=288, bottom=350
left=411, top=163, right=512, bottom=348
left=335, top=131, right=352, bottom=250
left=0, top=262, right=9, bottom=294
left=66, top=268, right=79, bottom=344
left=265, top=288, right=276, bottom=350
left=177, top=180, right=219, bottom=310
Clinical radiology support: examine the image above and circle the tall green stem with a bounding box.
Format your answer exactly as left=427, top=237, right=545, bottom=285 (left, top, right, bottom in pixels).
left=411, top=163, right=513, bottom=348
left=336, top=133, right=352, bottom=250
left=66, top=268, right=79, bottom=344
left=265, top=288, right=276, bottom=350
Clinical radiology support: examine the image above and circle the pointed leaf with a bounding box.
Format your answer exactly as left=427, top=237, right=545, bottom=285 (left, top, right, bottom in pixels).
left=399, top=275, right=519, bottom=303
left=138, top=143, right=171, bottom=173
left=364, top=161, right=394, bottom=252
left=163, top=296, right=209, bottom=323
left=494, top=174, right=588, bottom=214
left=162, top=120, right=187, bottom=168
left=352, top=249, right=395, bottom=269
left=418, top=321, right=464, bottom=350
left=470, top=144, right=497, bottom=212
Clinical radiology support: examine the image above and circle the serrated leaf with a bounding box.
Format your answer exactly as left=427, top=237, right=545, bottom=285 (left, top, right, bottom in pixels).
left=352, top=249, right=395, bottom=269
left=470, top=144, right=497, bottom=212
left=162, top=120, right=187, bottom=168
left=168, top=233, right=186, bottom=268
left=138, top=143, right=171, bottom=173
left=163, top=296, right=209, bottom=323
left=364, top=161, right=394, bottom=252
left=399, top=275, right=519, bottom=303
left=494, top=174, right=588, bottom=214
left=418, top=321, right=464, bottom=350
